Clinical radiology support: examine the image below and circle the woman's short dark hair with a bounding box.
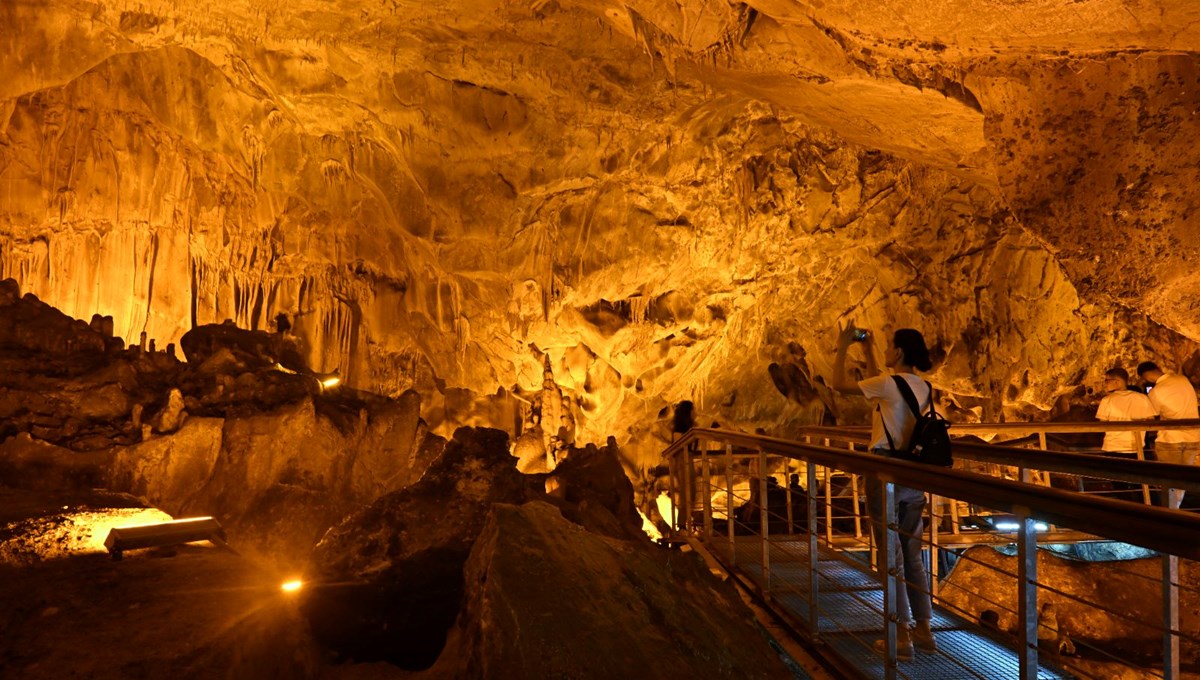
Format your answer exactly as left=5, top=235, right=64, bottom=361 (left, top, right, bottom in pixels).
left=893, top=329, right=932, bottom=372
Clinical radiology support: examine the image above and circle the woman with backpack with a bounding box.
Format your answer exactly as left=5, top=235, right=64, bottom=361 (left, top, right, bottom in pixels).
left=832, top=322, right=938, bottom=659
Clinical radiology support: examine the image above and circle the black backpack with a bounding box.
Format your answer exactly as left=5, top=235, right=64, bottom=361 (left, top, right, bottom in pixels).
left=881, top=376, right=953, bottom=467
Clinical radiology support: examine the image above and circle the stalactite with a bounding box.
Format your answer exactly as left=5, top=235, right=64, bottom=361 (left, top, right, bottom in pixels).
left=630, top=294, right=650, bottom=325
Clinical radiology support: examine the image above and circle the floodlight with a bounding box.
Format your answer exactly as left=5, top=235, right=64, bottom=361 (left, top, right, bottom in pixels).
left=103, top=517, right=226, bottom=561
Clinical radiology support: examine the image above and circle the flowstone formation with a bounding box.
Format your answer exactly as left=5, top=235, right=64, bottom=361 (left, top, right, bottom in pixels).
left=3, top=1, right=1200, bottom=457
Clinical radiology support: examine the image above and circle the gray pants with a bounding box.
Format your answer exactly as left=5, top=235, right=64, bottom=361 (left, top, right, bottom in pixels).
left=1154, top=442, right=1200, bottom=508
left=866, top=475, right=933, bottom=625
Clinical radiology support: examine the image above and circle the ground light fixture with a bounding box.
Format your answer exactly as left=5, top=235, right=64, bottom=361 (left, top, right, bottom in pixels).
left=963, top=515, right=1050, bottom=532
left=103, top=517, right=227, bottom=560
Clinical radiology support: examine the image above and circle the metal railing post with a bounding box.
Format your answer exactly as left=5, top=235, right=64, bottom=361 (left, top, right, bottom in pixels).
left=881, top=481, right=898, bottom=680
left=1163, top=491, right=1180, bottom=680
left=850, top=442, right=863, bottom=540
left=807, top=460, right=820, bottom=635
left=786, top=465, right=795, bottom=535
left=1017, top=510, right=1039, bottom=680
left=667, top=450, right=678, bottom=536
left=929, top=493, right=940, bottom=599
left=701, top=444, right=713, bottom=540
left=682, top=443, right=694, bottom=533
left=759, top=447, right=771, bottom=595
left=1032, top=430, right=1050, bottom=488
left=823, top=438, right=834, bottom=545
left=726, top=443, right=735, bottom=566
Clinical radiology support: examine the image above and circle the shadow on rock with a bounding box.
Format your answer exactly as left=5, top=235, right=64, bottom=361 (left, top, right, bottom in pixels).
left=301, top=426, right=538, bottom=668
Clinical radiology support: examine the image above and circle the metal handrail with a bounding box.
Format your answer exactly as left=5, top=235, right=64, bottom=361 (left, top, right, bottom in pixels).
left=941, top=418, right=1200, bottom=435
left=666, top=428, right=1200, bottom=560
left=784, top=425, right=1200, bottom=494
left=797, top=418, right=1200, bottom=435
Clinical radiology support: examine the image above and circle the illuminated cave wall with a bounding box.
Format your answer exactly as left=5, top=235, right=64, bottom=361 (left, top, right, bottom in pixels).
left=3, top=0, right=1200, bottom=445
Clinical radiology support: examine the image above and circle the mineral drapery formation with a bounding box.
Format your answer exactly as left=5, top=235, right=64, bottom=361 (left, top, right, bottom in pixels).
left=3, top=1, right=1200, bottom=448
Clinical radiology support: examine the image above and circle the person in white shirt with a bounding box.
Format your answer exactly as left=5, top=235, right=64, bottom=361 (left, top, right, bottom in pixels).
left=1136, top=361, right=1200, bottom=508
left=833, top=322, right=936, bottom=659
left=1096, top=367, right=1156, bottom=455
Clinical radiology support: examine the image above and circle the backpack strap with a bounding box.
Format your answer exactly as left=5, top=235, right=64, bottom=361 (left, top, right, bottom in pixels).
left=891, top=375, right=923, bottom=418
left=881, top=376, right=934, bottom=453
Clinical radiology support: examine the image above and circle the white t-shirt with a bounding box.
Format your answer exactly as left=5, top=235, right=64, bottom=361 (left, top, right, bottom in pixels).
left=859, top=373, right=931, bottom=451
left=1147, top=372, right=1200, bottom=444
left=1096, top=390, right=1157, bottom=453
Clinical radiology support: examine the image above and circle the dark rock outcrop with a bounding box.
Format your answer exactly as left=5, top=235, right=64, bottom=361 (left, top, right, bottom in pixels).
left=545, top=437, right=645, bottom=542
left=439, top=501, right=792, bottom=680
left=107, top=396, right=444, bottom=566
left=0, top=280, right=111, bottom=356
left=180, top=320, right=308, bottom=373
left=303, top=426, right=536, bottom=669
left=0, top=289, right=448, bottom=567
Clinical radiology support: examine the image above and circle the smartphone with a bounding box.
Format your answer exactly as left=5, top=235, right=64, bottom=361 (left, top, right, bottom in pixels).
left=852, top=329, right=870, bottom=342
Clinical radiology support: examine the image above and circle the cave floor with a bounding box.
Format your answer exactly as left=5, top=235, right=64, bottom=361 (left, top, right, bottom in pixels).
left=0, top=486, right=413, bottom=680
left=724, top=538, right=1059, bottom=680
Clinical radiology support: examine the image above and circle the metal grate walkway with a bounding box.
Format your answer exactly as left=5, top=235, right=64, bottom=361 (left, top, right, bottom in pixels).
left=725, top=538, right=1073, bottom=680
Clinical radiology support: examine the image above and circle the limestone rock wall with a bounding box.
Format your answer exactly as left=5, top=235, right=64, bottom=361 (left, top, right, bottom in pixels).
left=3, top=0, right=1199, bottom=453
left=107, top=396, right=442, bottom=565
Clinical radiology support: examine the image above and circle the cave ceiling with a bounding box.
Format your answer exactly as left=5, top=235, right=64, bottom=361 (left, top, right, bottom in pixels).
left=3, top=0, right=1200, bottom=445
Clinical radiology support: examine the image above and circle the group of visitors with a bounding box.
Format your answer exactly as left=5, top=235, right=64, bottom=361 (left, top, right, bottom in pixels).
left=667, top=319, right=1199, bottom=661
left=1096, top=361, right=1200, bottom=507
left=827, top=320, right=1200, bottom=660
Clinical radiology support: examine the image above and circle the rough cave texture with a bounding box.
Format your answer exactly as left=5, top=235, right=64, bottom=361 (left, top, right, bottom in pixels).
left=941, top=546, right=1200, bottom=668
left=5, top=1, right=1200, bottom=456
left=438, top=501, right=792, bottom=679
left=302, top=426, right=648, bottom=669
left=0, top=282, right=446, bottom=565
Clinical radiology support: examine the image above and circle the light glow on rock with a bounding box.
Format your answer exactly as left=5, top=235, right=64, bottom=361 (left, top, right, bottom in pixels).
left=1, top=507, right=174, bottom=564
left=639, top=508, right=663, bottom=541
left=655, top=491, right=678, bottom=531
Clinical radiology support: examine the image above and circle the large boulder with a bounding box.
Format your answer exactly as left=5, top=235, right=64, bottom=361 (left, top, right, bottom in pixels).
left=106, top=396, right=445, bottom=566
left=302, top=426, right=536, bottom=669
left=0, top=283, right=109, bottom=356
left=180, top=321, right=305, bottom=371
left=439, top=501, right=792, bottom=679
left=0, top=433, right=113, bottom=491
left=109, top=417, right=223, bottom=512
left=545, top=437, right=645, bottom=542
